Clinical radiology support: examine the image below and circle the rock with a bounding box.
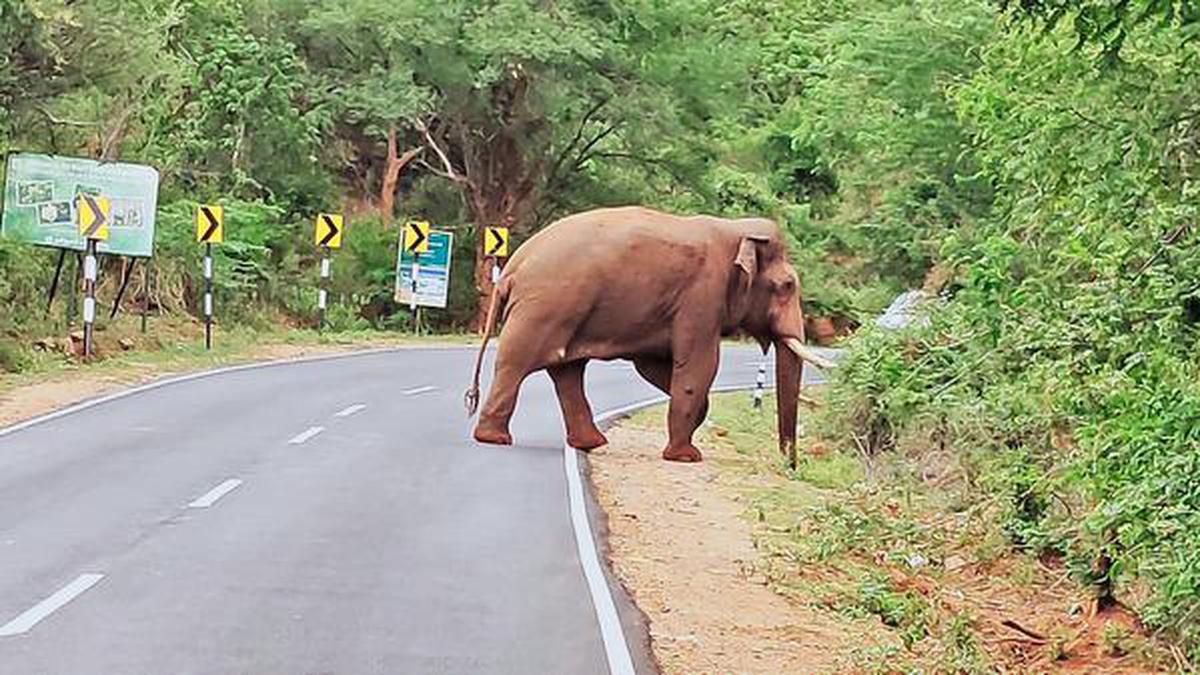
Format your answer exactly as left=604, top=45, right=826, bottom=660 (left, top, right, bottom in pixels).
left=906, top=553, right=928, bottom=569
left=944, top=554, right=969, bottom=572
left=32, top=337, right=61, bottom=352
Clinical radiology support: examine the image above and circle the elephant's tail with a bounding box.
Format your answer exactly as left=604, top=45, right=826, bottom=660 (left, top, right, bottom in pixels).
left=464, top=276, right=508, bottom=416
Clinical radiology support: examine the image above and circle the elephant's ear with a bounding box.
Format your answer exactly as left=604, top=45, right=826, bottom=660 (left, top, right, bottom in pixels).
left=727, top=235, right=767, bottom=321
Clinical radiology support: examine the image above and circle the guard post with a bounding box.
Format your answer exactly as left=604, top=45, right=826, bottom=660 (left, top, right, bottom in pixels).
left=196, top=204, right=224, bottom=349
left=314, top=213, right=344, bottom=331
left=76, top=193, right=111, bottom=359
left=753, top=361, right=767, bottom=410
left=403, top=221, right=431, bottom=329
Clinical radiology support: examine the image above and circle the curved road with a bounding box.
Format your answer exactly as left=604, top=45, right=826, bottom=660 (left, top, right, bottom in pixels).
left=0, top=344, right=824, bottom=674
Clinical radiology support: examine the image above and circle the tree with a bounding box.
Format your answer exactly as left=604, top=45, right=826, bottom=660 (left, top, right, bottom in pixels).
left=297, top=0, right=743, bottom=326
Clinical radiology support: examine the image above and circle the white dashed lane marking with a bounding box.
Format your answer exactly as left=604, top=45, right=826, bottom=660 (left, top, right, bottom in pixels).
left=0, top=573, right=105, bottom=637
left=186, top=479, right=243, bottom=509
left=334, top=404, right=367, bottom=418
left=287, top=426, right=325, bottom=445
left=401, top=386, right=437, bottom=395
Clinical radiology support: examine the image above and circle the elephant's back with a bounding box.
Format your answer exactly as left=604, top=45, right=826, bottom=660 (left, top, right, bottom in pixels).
left=507, top=206, right=708, bottom=274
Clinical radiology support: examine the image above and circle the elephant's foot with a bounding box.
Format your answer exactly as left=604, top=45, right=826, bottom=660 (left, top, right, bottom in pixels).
left=473, top=422, right=513, bottom=446
left=662, top=443, right=703, bottom=463
left=567, top=426, right=608, bottom=452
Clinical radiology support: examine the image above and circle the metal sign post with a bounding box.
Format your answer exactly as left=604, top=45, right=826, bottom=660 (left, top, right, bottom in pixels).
left=82, top=239, right=97, bottom=357
left=402, top=221, right=432, bottom=328
left=203, top=244, right=214, bottom=349
left=753, top=361, right=767, bottom=410
left=410, top=253, right=420, bottom=313
left=76, top=193, right=111, bottom=359
left=141, top=256, right=151, bottom=333
left=314, top=213, right=343, bottom=332
left=318, top=248, right=331, bottom=332
left=196, top=204, right=224, bottom=349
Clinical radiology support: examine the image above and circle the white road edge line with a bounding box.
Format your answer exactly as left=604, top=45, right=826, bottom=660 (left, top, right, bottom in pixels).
left=401, top=385, right=437, bottom=395
left=564, top=443, right=637, bottom=675
left=187, top=478, right=243, bottom=508
left=334, top=403, right=367, bottom=418
left=566, top=383, right=758, bottom=675
left=288, top=426, right=325, bottom=445
left=0, top=573, right=105, bottom=637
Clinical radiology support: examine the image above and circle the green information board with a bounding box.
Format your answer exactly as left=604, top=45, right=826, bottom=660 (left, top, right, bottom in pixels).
left=1, top=153, right=160, bottom=257
left=395, top=230, right=453, bottom=309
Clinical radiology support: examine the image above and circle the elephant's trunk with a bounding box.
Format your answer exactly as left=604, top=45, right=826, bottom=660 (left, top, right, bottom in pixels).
left=774, top=339, right=802, bottom=469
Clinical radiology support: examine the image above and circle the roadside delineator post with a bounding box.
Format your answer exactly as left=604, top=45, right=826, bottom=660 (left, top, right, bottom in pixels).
left=314, top=213, right=343, bottom=332
left=318, top=249, right=331, bottom=331
left=753, top=361, right=767, bottom=410
left=76, top=193, right=111, bottom=359
left=403, top=221, right=431, bottom=332
left=196, top=204, right=223, bottom=350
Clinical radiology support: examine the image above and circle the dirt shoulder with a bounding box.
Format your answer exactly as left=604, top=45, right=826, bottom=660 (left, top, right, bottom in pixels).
left=590, top=410, right=861, bottom=673
left=590, top=393, right=1180, bottom=674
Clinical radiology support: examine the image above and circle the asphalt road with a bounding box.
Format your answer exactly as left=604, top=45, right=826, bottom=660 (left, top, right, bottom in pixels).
left=0, top=344, right=830, bottom=674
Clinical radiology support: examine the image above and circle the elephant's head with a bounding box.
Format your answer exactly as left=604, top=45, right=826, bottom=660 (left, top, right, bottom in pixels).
left=724, top=222, right=828, bottom=463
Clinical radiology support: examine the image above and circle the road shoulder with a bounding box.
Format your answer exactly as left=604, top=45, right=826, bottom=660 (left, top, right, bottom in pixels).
left=588, top=403, right=854, bottom=674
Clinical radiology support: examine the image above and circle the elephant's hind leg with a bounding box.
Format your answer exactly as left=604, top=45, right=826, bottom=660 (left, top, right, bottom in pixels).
left=549, top=360, right=607, bottom=451
left=473, top=338, right=529, bottom=446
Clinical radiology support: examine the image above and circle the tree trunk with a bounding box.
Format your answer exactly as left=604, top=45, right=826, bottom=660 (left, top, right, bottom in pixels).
left=379, top=126, right=422, bottom=225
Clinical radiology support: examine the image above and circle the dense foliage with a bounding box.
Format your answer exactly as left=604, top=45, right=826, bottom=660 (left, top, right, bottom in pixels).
left=828, top=0, right=1200, bottom=656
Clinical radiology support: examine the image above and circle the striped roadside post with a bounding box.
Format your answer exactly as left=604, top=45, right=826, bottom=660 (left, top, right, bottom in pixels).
left=76, top=193, right=111, bottom=359
left=82, top=242, right=97, bottom=358
left=753, top=361, right=767, bottom=409
left=203, top=244, right=213, bottom=349
left=318, top=250, right=331, bottom=332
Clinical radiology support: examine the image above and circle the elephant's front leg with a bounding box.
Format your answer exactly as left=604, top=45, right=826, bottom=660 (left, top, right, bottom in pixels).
left=664, top=341, right=720, bottom=463
left=634, top=356, right=709, bottom=428
left=549, top=360, right=607, bottom=451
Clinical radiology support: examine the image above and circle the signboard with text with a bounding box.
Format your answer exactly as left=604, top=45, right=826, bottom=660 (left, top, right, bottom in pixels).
left=1, top=153, right=159, bottom=257
left=395, top=230, right=453, bottom=309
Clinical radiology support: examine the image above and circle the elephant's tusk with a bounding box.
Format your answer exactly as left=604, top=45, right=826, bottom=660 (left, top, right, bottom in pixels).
left=783, top=337, right=837, bottom=370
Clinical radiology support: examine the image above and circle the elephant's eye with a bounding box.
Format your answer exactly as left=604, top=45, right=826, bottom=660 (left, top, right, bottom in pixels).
left=778, top=279, right=795, bottom=294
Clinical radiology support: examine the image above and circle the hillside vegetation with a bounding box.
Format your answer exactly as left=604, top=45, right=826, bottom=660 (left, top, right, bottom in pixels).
left=0, top=0, right=985, bottom=364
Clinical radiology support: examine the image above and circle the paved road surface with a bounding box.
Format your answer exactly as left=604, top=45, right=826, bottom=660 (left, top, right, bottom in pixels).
left=0, top=345, right=830, bottom=674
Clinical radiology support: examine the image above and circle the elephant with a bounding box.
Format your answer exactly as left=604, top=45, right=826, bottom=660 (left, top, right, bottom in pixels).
left=464, top=206, right=831, bottom=463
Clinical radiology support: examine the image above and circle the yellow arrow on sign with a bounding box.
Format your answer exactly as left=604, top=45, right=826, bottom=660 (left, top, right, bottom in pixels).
left=196, top=204, right=224, bottom=244
left=484, top=226, right=509, bottom=257
left=76, top=194, right=111, bottom=241
left=315, top=213, right=343, bottom=249
left=404, top=220, right=431, bottom=254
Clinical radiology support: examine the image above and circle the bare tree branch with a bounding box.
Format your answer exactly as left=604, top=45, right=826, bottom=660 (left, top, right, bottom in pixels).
left=35, top=106, right=96, bottom=128
left=571, top=124, right=620, bottom=171
left=415, top=118, right=469, bottom=185
left=417, top=158, right=469, bottom=185
left=546, top=97, right=609, bottom=186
